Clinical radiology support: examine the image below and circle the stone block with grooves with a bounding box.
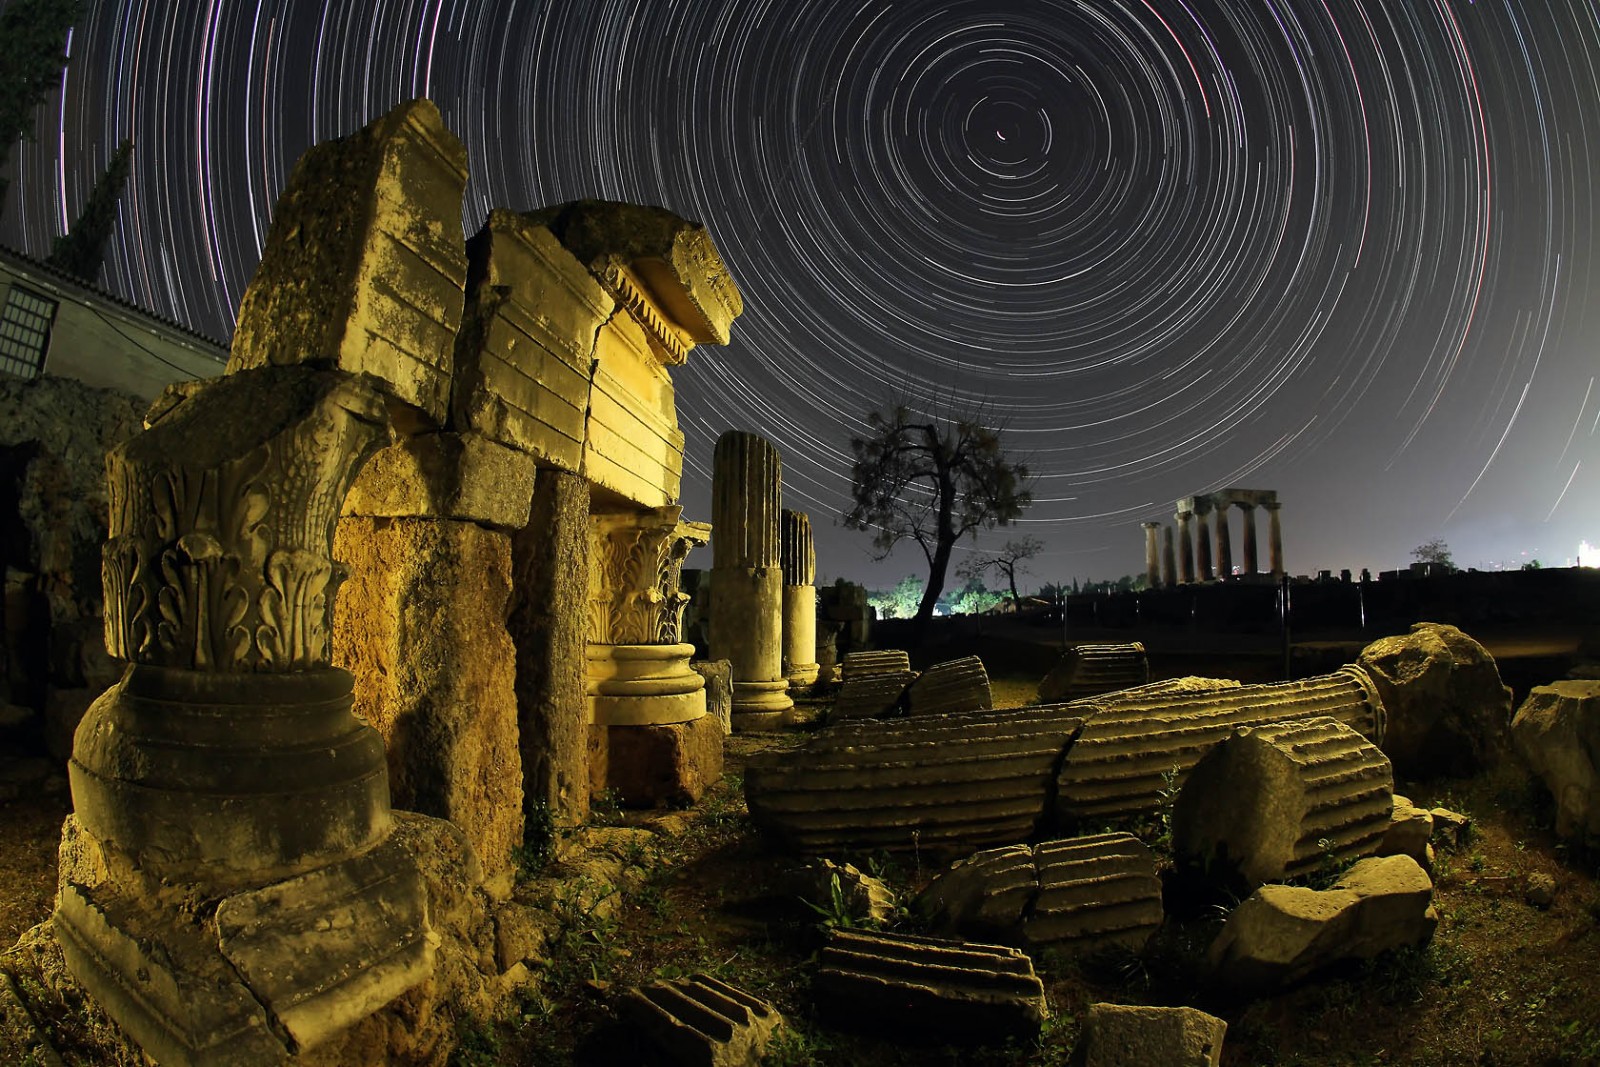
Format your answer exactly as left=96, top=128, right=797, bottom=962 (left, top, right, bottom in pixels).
left=815, top=929, right=1047, bottom=1044
left=831, top=669, right=916, bottom=721
left=842, top=649, right=911, bottom=680
left=744, top=706, right=1086, bottom=855
left=1173, top=717, right=1393, bottom=889
left=1038, top=643, right=1150, bottom=703
left=619, top=973, right=783, bottom=1067
left=1077, top=1003, right=1227, bottom=1067
left=229, top=99, right=468, bottom=425
left=1510, top=680, right=1600, bottom=846
left=1056, top=668, right=1386, bottom=824
left=919, top=833, right=1162, bottom=955
left=907, top=655, right=993, bottom=716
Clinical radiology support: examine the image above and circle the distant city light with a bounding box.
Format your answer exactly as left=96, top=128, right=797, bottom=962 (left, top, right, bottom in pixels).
left=1580, top=540, right=1598, bottom=568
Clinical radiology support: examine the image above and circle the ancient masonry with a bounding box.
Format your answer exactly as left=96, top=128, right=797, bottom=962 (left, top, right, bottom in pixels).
left=619, top=973, right=785, bottom=1065
left=743, top=705, right=1087, bottom=854
left=50, top=98, right=748, bottom=1065
left=1154, top=488, right=1283, bottom=585
left=1171, top=716, right=1394, bottom=887
left=918, top=833, right=1163, bottom=955
left=831, top=668, right=917, bottom=721
left=780, top=508, right=820, bottom=687
left=814, top=929, right=1048, bottom=1043
left=1038, top=642, right=1150, bottom=702
left=709, top=431, right=793, bottom=729
left=841, top=649, right=911, bottom=679
left=906, top=655, right=993, bottom=716
left=1056, top=668, right=1386, bottom=823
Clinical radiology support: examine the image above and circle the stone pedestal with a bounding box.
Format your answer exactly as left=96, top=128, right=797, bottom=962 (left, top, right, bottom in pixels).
left=588, top=643, right=707, bottom=725
left=710, top=432, right=792, bottom=729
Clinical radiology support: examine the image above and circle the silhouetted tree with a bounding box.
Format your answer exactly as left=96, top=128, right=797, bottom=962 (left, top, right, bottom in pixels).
left=959, top=535, right=1044, bottom=610
left=1410, top=538, right=1454, bottom=571
left=47, top=137, right=132, bottom=283
left=0, top=0, right=81, bottom=213
left=844, top=404, right=1032, bottom=640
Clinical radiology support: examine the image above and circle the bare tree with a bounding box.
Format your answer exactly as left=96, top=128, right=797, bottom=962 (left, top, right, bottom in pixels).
left=958, top=535, right=1045, bottom=611
left=843, top=404, right=1032, bottom=639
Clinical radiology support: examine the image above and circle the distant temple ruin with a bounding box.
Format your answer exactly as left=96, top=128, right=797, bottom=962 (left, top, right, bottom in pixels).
left=1144, top=488, right=1283, bottom=586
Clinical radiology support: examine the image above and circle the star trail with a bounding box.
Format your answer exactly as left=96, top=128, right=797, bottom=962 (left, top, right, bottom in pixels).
left=2, top=0, right=1598, bottom=585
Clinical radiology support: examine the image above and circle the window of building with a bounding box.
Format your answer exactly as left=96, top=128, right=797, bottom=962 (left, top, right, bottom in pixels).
left=0, top=285, right=58, bottom=380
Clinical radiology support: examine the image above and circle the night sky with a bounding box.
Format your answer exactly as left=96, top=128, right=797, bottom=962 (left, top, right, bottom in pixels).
left=2, top=0, right=1597, bottom=591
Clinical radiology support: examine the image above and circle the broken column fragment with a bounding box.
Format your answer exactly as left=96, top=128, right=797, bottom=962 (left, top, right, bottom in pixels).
left=906, top=655, right=993, bottom=716
left=842, top=648, right=911, bottom=680
left=1039, top=642, right=1150, bottom=703
left=830, top=668, right=916, bottom=721
left=1510, top=680, right=1600, bottom=846
left=744, top=706, right=1086, bottom=855
left=619, top=974, right=784, bottom=1067
left=815, top=929, right=1047, bottom=1044
left=1172, top=717, right=1393, bottom=888
left=918, top=833, right=1163, bottom=955
left=1057, top=668, right=1386, bottom=824
left=780, top=509, right=820, bottom=687
left=708, top=431, right=792, bottom=729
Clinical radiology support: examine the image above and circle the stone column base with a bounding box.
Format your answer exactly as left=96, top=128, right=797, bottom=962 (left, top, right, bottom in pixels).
left=731, top=679, right=794, bottom=732
left=785, top=661, right=821, bottom=688
left=587, top=643, right=707, bottom=726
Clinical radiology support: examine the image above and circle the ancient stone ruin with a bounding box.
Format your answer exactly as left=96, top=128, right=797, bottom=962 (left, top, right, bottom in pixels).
left=1154, top=488, right=1283, bottom=584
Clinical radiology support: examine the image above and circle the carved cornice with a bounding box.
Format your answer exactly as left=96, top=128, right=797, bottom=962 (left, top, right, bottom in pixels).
left=601, top=259, right=691, bottom=366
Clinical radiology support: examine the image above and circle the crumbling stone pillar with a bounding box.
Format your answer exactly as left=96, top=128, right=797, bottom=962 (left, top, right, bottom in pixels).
left=710, top=431, right=792, bottom=729
left=1240, top=502, right=1259, bottom=575
left=1265, top=500, right=1284, bottom=576
left=1161, top=525, right=1177, bottom=589
left=1175, top=506, right=1195, bottom=584
left=781, top=508, right=819, bottom=687
left=1213, top=500, right=1233, bottom=579
left=1141, top=522, right=1161, bottom=589
left=1195, top=498, right=1214, bottom=581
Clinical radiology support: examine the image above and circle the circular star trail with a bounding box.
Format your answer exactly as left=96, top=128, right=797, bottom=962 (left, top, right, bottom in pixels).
left=3, top=0, right=1598, bottom=582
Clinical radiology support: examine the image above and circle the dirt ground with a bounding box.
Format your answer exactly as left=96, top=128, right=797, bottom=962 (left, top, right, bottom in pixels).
left=3, top=625, right=1598, bottom=1065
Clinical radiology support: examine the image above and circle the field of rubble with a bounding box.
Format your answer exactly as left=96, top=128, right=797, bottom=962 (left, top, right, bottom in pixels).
left=4, top=621, right=1598, bottom=1066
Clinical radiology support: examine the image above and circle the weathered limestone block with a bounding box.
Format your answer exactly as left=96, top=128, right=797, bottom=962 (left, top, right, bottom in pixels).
left=1038, top=643, right=1149, bottom=703
left=1207, top=854, right=1437, bottom=990
left=919, top=833, right=1162, bottom=955
left=907, top=655, right=993, bottom=716
left=1377, top=795, right=1435, bottom=867
left=744, top=706, right=1086, bottom=855
left=709, top=431, right=791, bottom=728
left=1510, top=680, right=1600, bottom=845
left=603, top=713, right=724, bottom=807
left=821, top=580, right=873, bottom=654
left=1057, top=669, right=1386, bottom=824
left=842, top=649, right=911, bottom=680
left=831, top=669, right=916, bottom=721
left=333, top=515, right=524, bottom=891
left=1357, top=622, right=1512, bottom=777
left=692, top=659, right=733, bottom=735
left=790, top=859, right=898, bottom=926
left=619, top=974, right=784, bottom=1067
left=781, top=509, right=819, bottom=687
left=510, top=468, right=591, bottom=828
left=1172, top=717, right=1393, bottom=888
left=229, top=100, right=468, bottom=425
left=1076, top=1003, right=1227, bottom=1067
left=815, top=929, right=1047, bottom=1044
left=342, top=430, right=538, bottom=530
left=452, top=211, right=614, bottom=469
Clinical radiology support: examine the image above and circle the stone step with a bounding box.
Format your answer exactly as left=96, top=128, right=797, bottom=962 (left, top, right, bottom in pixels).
left=907, top=656, right=993, bottom=716
left=1056, top=667, right=1385, bottom=823
left=815, top=929, right=1047, bottom=1044
left=1173, top=716, right=1393, bottom=887
left=841, top=649, right=911, bottom=680
left=744, top=707, right=1086, bottom=854
left=919, top=833, right=1163, bottom=954
left=618, top=973, right=784, bottom=1066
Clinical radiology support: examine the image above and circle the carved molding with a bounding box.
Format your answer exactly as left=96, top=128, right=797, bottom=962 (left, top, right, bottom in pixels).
left=601, top=259, right=691, bottom=366
left=588, top=506, right=711, bottom=645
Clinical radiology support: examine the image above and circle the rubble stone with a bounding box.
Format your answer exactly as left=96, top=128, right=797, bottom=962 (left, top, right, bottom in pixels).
left=1173, top=717, right=1393, bottom=888
left=1058, top=669, right=1386, bottom=824
left=792, top=859, right=898, bottom=927
left=1207, top=854, right=1436, bottom=990
left=692, top=659, right=734, bottom=734
left=907, top=655, right=993, bottom=716
left=1076, top=1003, right=1226, bottom=1067
left=919, top=833, right=1162, bottom=955
left=1038, top=643, right=1150, bottom=703
left=815, top=929, right=1047, bottom=1044
left=1510, top=680, right=1600, bottom=846
left=1357, top=622, right=1512, bottom=777
left=1378, top=795, right=1435, bottom=866
left=619, top=974, right=784, bottom=1067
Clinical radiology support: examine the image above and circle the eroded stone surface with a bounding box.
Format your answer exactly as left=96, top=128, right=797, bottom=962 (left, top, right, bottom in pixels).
left=919, top=833, right=1162, bottom=955
left=1378, top=795, right=1435, bottom=867
left=1038, top=643, right=1150, bottom=703
left=1058, top=669, right=1386, bottom=824
left=1077, top=1003, right=1226, bottom=1067
left=692, top=659, right=734, bottom=735
left=342, top=430, right=537, bottom=530
left=831, top=669, right=915, bottom=721
left=1510, top=680, right=1600, bottom=846
left=603, top=713, right=724, bottom=808
left=791, top=859, right=898, bottom=927
left=842, top=649, right=911, bottom=680
left=1357, top=622, right=1512, bottom=777
left=620, top=974, right=784, bottom=1067
left=815, top=929, right=1047, bottom=1044
left=1173, top=717, right=1393, bottom=889
left=907, top=655, right=993, bottom=716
